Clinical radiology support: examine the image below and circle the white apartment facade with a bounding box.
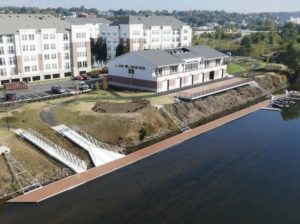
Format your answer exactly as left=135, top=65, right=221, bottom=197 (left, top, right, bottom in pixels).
left=0, top=14, right=107, bottom=86
left=100, top=16, right=192, bottom=59
left=108, top=45, right=228, bottom=93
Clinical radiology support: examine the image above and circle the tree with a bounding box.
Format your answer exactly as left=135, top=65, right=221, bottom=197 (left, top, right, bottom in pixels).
left=240, top=35, right=252, bottom=56
left=115, top=40, right=129, bottom=57
left=282, top=42, right=300, bottom=83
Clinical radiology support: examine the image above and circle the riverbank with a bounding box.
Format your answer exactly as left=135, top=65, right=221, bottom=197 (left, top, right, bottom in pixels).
left=9, top=100, right=269, bottom=203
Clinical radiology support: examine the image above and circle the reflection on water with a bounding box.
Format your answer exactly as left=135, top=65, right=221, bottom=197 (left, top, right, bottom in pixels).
left=1, top=104, right=300, bottom=224
left=281, top=102, right=300, bottom=120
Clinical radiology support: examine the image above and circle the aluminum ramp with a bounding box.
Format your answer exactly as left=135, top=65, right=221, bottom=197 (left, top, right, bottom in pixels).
left=15, top=129, right=87, bottom=173
left=52, top=125, right=124, bottom=167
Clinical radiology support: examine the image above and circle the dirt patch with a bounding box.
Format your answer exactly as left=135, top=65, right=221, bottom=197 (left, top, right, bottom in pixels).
left=92, top=99, right=151, bottom=113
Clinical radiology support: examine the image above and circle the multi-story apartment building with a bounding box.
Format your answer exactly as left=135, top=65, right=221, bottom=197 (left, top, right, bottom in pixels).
left=100, top=16, right=192, bottom=59
left=0, top=14, right=110, bottom=86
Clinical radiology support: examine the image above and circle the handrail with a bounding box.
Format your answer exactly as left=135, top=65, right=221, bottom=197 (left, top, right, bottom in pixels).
left=179, top=78, right=253, bottom=99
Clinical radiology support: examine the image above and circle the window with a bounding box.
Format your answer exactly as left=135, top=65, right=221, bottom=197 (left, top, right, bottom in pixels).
left=31, top=55, right=36, bottom=61
left=78, top=51, right=87, bottom=57
left=0, top=58, right=5, bottom=66
left=24, top=66, right=30, bottom=72
left=0, top=36, right=3, bottom=43
left=155, top=68, right=162, bottom=75
left=78, top=61, right=87, bottom=68
left=31, top=65, right=37, bottom=71
left=45, top=64, right=51, bottom=70
left=185, top=62, right=198, bottom=71
left=63, top=33, right=68, bottom=41
left=184, top=29, right=188, bottom=33
left=65, top=62, right=70, bottom=69
left=64, top=43, right=69, bottom=50
left=50, top=44, right=56, bottom=50
left=52, top=64, right=57, bottom=69
left=23, top=56, right=30, bottom=62
left=76, top=33, right=86, bottom=39
left=128, top=68, right=134, bottom=74
left=183, top=36, right=188, bottom=41
left=22, top=35, right=27, bottom=41
left=0, top=47, right=4, bottom=55
left=64, top=53, right=69, bottom=60
left=51, top=54, right=57, bottom=59
left=28, top=34, right=34, bottom=40
left=170, top=65, right=178, bottom=74
left=44, top=44, right=49, bottom=50
left=50, top=34, right=55, bottom=39
left=0, top=68, right=6, bottom=76
left=30, top=45, right=35, bottom=51
left=9, top=57, right=15, bottom=65
left=7, top=35, right=13, bottom=43
left=43, top=34, right=48, bottom=40
left=8, top=46, right=14, bottom=54
left=77, top=42, right=86, bottom=48
left=22, top=45, right=28, bottom=51
left=44, top=54, right=50, bottom=60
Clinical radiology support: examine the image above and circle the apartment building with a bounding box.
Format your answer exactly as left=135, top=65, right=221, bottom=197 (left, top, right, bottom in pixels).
left=0, top=14, right=101, bottom=85
left=100, top=16, right=192, bottom=59
left=107, top=45, right=228, bottom=93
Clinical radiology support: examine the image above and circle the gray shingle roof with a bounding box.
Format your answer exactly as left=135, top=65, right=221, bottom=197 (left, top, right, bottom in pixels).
left=65, top=17, right=111, bottom=25
left=185, top=45, right=229, bottom=59
left=133, top=50, right=184, bottom=66
left=112, top=16, right=185, bottom=29
left=110, top=50, right=184, bottom=67
left=0, top=14, right=71, bottom=34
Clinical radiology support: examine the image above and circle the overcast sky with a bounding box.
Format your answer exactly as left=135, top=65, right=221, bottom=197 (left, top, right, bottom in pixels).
left=0, top=0, right=299, bottom=13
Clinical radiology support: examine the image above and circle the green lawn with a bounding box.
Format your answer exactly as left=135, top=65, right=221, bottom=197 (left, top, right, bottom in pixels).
left=227, top=63, right=246, bottom=74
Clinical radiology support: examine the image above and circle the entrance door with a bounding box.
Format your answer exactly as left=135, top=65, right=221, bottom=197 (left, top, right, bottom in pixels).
left=161, top=80, right=169, bottom=92
left=209, top=71, right=215, bottom=80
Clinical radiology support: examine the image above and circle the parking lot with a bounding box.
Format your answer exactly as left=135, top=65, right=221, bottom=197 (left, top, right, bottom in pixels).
left=0, top=78, right=99, bottom=105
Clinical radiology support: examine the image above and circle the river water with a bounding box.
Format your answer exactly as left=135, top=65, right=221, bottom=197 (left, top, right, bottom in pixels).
left=0, top=104, right=300, bottom=224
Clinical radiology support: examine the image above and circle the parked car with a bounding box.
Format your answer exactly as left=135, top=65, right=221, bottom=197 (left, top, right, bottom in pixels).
left=76, top=81, right=89, bottom=90
left=74, top=74, right=88, bottom=81
left=5, top=92, right=20, bottom=101
left=51, top=85, right=66, bottom=94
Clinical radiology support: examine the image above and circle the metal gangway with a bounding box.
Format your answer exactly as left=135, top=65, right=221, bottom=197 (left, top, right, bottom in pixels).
left=52, top=125, right=125, bottom=167
left=15, top=129, right=87, bottom=173
left=160, top=107, right=191, bottom=132
left=0, top=146, right=42, bottom=199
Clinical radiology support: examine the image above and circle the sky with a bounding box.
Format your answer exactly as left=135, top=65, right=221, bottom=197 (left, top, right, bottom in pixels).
left=0, top=0, right=300, bottom=13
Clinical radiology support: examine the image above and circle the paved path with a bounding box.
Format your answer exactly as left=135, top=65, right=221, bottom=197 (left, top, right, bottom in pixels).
left=8, top=100, right=269, bottom=203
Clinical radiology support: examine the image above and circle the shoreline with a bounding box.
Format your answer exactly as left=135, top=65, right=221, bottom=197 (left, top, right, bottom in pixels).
left=8, top=100, right=269, bottom=203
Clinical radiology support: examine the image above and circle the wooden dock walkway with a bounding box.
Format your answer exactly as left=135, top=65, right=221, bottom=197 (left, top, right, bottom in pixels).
left=8, top=100, right=269, bottom=203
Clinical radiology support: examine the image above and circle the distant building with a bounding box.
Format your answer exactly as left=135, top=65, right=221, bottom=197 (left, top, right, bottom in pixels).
left=290, top=17, right=300, bottom=24
left=100, top=16, right=192, bottom=59
left=107, top=45, right=228, bottom=93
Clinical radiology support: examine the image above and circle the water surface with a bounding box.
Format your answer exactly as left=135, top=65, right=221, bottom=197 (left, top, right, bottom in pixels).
left=1, top=105, right=300, bottom=224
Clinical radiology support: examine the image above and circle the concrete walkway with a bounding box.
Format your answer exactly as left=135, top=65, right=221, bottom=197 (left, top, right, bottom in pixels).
left=8, top=100, right=269, bottom=203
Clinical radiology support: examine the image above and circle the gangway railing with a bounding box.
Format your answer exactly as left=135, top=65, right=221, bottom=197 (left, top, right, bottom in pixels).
left=160, top=107, right=191, bottom=133
left=179, top=78, right=254, bottom=100
left=72, top=126, right=126, bottom=155
left=53, top=125, right=114, bottom=167
left=17, top=129, right=87, bottom=173
left=0, top=146, right=42, bottom=199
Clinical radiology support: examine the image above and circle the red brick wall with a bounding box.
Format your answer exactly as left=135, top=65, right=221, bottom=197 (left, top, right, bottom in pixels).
left=110, top=75, right=158, bottom=89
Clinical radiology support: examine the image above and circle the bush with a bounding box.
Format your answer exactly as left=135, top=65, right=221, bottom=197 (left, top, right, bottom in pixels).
left=139, top=128, right=148, bottom=141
